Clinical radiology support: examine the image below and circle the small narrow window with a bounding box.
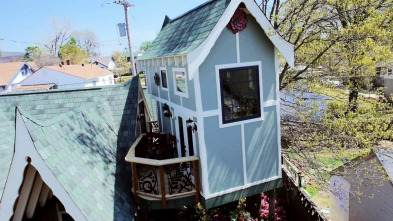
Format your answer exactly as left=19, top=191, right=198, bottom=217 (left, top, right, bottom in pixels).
left=173, top=68, right=188, bottom=97
left=219, top=65, right=260, bottom=124
left=161, top=69, right=167, bottom=88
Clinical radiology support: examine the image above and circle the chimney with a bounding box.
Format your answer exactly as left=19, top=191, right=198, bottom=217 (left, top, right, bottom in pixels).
left=66, top=60, right=71, bottom=65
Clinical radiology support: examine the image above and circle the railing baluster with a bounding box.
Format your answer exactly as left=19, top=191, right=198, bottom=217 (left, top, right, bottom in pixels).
left=132, top=163, right=140, bottom=204
left=159, top=165, right=167, bottom=209
left=192, top=160, right=200, bottom=204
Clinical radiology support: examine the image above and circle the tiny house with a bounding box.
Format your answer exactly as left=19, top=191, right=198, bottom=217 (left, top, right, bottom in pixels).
left=131, top=0, right=294, bottom=209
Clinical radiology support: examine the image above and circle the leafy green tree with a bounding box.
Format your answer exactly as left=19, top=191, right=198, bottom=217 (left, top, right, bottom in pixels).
left=58, top=37, right=89, bottom=64
left=259, top=0, right=393, bottom=110
left=112, top=50, right=131, bottom=81
left=22, top=46, right=41, bottom=62
left=139, top=41, right=152, bottom=52
left=72, top=30, right=100, bottom=56
left=326, top=0, right=393, bottom=111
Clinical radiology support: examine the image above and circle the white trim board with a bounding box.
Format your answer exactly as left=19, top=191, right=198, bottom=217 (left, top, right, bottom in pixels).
left=214, top=61, right=264, bottom=128
left=206, top=176, right=281, bottom=199
left=172, top=67, right=189, bottom=98
left=150, top=94, right=197, bottom=117
left=188, top=0, right=294, bottom=80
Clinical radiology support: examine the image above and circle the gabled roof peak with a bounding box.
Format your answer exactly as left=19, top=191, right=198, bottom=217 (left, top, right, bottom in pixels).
left=161, top=15, right=171, bottom=30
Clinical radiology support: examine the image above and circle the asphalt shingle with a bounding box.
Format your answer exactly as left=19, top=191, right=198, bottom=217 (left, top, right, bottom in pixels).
left=0, top=77, right=139, bottom=220
left=139, top=0, right=230, bottom=60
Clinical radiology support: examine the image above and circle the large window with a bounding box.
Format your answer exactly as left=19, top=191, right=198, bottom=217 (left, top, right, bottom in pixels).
left=173, top=68, right=188, bottom=97
left=160, top=68, right=168, bottom=89
left=219, top=65, right=260, bottom=124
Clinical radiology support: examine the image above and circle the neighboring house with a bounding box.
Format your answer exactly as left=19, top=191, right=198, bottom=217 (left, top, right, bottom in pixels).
left=90, top=56, right=116, bottom=70
left=0, top=62, right=36, bottom=93
left=134, top=0, right=294, bottom=210
left=19, top=64, right=115, bottom=89
left=375, top=64, right=392, bottom=87
left=330, top=147, right=393, bottom=221
left=0, top=77, right=143, bottom=220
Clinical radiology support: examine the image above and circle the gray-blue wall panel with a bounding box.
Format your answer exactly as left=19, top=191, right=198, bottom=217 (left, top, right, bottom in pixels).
left=199, top=28, right=237, bottom=111
left=244, top=106, right=279, bottom=183
left=204, top=116, right=243, bottom=193
left=182, top=75, right=196, bottom=111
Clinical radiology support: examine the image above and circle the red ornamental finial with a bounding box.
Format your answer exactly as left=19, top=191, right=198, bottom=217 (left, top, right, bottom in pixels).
left=227, top=9, right=247, bottom=34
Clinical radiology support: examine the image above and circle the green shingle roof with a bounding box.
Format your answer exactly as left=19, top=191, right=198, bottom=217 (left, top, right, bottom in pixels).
left=0, top=78, right=139, bottom=220
left=139, top=0, right=230, bottom=60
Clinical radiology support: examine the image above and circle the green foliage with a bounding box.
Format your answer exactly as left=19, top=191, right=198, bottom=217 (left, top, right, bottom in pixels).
left=268, top=0, right=393, bottom=109
left=139, top=40, right=152, bottom=52
left=58, top=37, right=88, bottom=64
left=22, top=46, right=41, bottom=62
left=112, top=50, right=131, bottom=77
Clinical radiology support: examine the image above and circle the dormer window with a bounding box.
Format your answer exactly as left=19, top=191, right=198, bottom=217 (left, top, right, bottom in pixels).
left=217, top=63, right=262, bottom=125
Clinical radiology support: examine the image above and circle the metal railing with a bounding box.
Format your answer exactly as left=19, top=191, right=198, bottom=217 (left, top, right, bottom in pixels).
left=125, top=133, right=200, bottom=209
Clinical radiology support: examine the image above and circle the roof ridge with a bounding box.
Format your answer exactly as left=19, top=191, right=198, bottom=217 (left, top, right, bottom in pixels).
left=169, top=0, right=218, bottom=23
left=18, top=99, right=109, bottom=127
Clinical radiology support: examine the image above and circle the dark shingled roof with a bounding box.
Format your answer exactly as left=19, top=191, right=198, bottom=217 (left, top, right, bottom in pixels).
left=0, top=78, right=139, bottom=220
left=139, top=0, right=230, bottom=60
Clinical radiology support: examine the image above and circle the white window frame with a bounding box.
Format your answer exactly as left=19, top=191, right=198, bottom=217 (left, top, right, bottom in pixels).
left=159, top=67, right=168, bottom=91
left=215, top=61, right=264, bottom=128
left=172, top=67, right=189, bottom=98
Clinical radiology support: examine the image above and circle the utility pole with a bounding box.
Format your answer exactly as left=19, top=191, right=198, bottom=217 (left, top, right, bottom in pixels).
left=114, top=0, right=137, bottom=76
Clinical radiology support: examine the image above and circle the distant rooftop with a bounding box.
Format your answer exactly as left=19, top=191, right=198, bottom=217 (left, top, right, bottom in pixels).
left=12, top=83, right=55, bottom=92
left=44, top=64, right=113, bottom=80
left=0, top=62, right=36, bottom=85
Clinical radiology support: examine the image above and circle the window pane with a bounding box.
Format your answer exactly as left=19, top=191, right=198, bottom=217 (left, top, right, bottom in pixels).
left=175, top=71, right=187, bottom=93
left=219, top=65, right=260, bottom=123
left=161, top=70, right=167, bottom=88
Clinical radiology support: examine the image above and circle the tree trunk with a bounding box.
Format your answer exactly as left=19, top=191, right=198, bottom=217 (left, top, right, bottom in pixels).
left=348, top=77, right=359, bottom=112
left=245, top=194, right=261, bottom=219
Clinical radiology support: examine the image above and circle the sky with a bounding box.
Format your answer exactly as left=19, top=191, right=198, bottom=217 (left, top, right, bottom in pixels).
left=0, top=0, right=208, bottom=56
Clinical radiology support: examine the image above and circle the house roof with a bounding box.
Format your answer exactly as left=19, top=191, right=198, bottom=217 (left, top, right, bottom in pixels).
left=0, top=62, right=28, bottom=85
left=12, top=84, right=55, bottom=92
left=138, top=0, right=295, bottom=74
left=44, top=64, right=113, bottom=80
left=0, top=78, right=138, bottom=220
left=331, top=141, right=393, bottom=184
left=90, top=56, right=114, bottom=67
left=139, top=0, right=230, bottom=60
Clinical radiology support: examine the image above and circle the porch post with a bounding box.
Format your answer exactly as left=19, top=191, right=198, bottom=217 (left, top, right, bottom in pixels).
left=192, top=160, right=200, bottom=203
left=131, top=163, right=139, bottom=204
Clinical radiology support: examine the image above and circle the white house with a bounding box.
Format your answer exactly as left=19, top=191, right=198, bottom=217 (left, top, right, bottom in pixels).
left=90, top=56, right=116, bottom=70
left=20, top=64, right=115, bottom=89
left=0, top=62, right=37, bottom=93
